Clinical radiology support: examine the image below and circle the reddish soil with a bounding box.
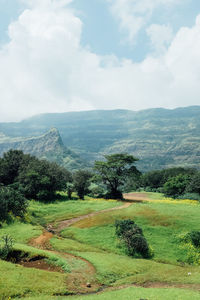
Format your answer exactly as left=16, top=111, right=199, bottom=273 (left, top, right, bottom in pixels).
left=30, top=231, right=53, bottom=249
left=19, top=259, right=63, bottom=273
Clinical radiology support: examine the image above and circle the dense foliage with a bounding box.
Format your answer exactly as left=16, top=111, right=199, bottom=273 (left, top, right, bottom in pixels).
left=94, top=153, right=140, bottom=199
left=138, top=167, right=200, bottom=199
left=73, top=170, right=92, bottom=199
left=0, top=185, right=28, bottom=223
left=184, top=231, right=200, bottom=248
left=0, top=150, right=71, bottom=202
left=115, top=219, right=151, bottom=258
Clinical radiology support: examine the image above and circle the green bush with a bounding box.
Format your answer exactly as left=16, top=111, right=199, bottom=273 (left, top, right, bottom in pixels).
left=185, top=231, right=200, bottom=248
left=115, top=219, right=152, bottom=258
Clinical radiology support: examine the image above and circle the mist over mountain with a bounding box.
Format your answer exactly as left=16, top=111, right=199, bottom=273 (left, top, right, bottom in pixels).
left=0, top=106, right=200, bottom=171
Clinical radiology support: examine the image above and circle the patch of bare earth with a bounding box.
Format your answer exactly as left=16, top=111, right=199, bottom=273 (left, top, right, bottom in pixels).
left=123, top=193, right=150, bottom=202
left=19, top=258, right=63, bottom=273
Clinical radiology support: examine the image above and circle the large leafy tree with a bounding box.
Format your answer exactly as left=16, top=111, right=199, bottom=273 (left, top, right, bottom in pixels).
left=18, top=158, right=71, bottom=201
left=73, top=170, right=92, bottom=199
left=186, top=172, right=200, bottom=195
left=0, top=150, right=72, bottom=201
left=0, top=185, right=28, bottom=223
left=163, top=174, right=191, bottom=198
left=94, top=153, right=140, bottom=199
left=0, top=150, right=25, bottom=185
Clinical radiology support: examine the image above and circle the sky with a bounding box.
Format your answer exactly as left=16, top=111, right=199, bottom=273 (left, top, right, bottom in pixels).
left=0, top=0, right=200, bottom=121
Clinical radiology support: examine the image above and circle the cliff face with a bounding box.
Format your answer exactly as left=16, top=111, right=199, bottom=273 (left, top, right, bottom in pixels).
left=0, top=128, right=85, bottom=170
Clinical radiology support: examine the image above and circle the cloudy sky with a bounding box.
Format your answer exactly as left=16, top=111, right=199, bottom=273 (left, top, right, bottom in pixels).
left=0, top=0, right=200, bottom=121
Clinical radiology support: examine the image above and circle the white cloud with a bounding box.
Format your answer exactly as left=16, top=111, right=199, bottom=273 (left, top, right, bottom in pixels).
left=146, top=24, right=173, bottom=54
left=0, top=0, right=200, bottom=122
left=107, top=0, right=181, bottom=43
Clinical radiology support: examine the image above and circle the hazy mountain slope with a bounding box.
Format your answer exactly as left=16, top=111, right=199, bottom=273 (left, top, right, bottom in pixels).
left=0, top=106, right=200, bottom=171
left=0, top=128, right=85, bottom=170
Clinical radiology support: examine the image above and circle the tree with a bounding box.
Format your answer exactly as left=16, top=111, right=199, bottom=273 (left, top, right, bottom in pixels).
left=66, top=182, right=74, bottom=199
left=163, top=174, right=191, bottom=198
left=18, top=159, right=71, bottom=201
left=0, top=150, right=25, bottom=185
left=186, top=172, right=200, bottom=195
left=94, top=153, right=140, bottom=199
left=0, top=186, right=28, bottom=223
left=73, top=170, right=92, bottom=199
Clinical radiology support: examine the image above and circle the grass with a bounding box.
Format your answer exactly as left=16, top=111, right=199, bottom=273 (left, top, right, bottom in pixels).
left=0, top=259, right=69, bottom=299
left=0, top=221, right=42, bottom=244
left=28, top=198, right=121, bottom=225
left=61, top=201, right=200, bottom=264
left=67, top=286, right=200, bottom=300
left=72, top=251, right=200, bottom=286
left=20, top=286, right=200, bottom=300
left=1, top=193, right=200, bottom=299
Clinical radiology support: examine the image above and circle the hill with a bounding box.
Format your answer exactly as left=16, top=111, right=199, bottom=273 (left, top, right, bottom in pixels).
left=0, top=106, right=200, bottom=171
left=0, top=128, right=85, bottom=170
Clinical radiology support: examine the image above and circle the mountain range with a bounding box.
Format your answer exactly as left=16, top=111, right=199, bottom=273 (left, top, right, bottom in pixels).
left=0, top=106, right=200, bottom=172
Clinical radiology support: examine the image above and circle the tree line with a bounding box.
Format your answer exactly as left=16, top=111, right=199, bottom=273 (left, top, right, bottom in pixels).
left=0, top=150, right=200, bottom=224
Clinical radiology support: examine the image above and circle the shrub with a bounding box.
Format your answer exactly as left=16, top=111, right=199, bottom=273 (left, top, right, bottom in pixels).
left=115, top=219, right=152, bottom=258
left=0, top=235, right=14, bottom=260
left=185, top=231, right=200, bottom=248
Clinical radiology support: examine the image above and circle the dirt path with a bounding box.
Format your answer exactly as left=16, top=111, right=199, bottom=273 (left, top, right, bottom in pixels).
left=123, top=192, right=150, bottom=202
left=54, top=202, right=131, bottom=233
left=29, top=201, right=200, bottom=295
left=31, top=230, right=101, bottom=293
left=30, top=202, right=132, bottom=293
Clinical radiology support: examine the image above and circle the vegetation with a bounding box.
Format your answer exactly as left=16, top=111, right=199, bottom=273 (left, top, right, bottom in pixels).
left=0, top=143, right=200, bottom=299
left=115, top=219, right=152, bottom=258
left=0, top=192, right=200, bottom=298
left=0, top=185, right=28, bottom=223
left=94, top=153, right=140, bottom=199
left=73, top=170, right=92, bottom=199
left=0, top=235, right=14, bottom=260
left=0, top=150, right=71, bottom=202
left=1, top=106, right=200, bottom=172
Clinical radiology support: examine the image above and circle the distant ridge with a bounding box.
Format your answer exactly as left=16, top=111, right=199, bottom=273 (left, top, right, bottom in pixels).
left=0, top=128, right=85, bottom=170
left=0, top=106, right=200, bottom=171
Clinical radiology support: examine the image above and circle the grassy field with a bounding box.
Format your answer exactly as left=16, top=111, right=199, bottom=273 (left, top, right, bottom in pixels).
left=0, top=193, right=200, bottom=299
left=61, top=200, right=200, bottom=264
left=17, top=286, right=200, bottom=300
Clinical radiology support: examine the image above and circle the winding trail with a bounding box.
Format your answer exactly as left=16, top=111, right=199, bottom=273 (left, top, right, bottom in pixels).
left=30, top=201, right=132, bottom=294
left=30, top=200, right=200, bottom=295
left=54, top=202, right=131, bottom=233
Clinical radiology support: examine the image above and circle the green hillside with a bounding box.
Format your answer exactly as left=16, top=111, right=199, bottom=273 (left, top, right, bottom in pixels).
left=0, top=106, right=200, bottom=171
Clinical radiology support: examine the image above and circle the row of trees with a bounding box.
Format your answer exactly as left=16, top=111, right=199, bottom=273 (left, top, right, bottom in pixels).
left=1, top=149, right=200, bottom=223
left=137, top=167, right=200, bottom=198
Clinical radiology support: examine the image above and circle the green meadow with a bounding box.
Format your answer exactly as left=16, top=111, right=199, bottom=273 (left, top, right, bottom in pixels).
left=0, top=193, right=200, bottom=299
